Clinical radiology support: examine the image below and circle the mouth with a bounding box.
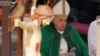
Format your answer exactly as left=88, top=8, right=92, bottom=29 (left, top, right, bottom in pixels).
left=61, top=26, right=65, bottom=29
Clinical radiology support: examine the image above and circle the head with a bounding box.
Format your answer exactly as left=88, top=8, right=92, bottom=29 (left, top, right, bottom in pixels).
left=53, top=15, right=67, bottom=31
left=52, top=0, right=70, bottom=31
left=31, top=5, right=54, bottom=27
left=35, top=5, right=53, bottom=17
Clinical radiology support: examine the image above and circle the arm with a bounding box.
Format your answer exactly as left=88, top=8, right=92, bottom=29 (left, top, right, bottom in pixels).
left=14, top=19, right=34, bottom=32
left=9, top=0, right=30, bottom=18
left=8, top=0, right=30, bottom=31
left=88, top=20, right=96, bottom=56
left=71, top=27, right=89, bottom=56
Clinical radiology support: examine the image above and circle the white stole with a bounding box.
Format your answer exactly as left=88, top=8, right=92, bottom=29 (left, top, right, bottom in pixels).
left=57, top=31, right=68, bottom=54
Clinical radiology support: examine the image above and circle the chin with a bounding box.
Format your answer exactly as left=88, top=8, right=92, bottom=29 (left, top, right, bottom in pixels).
left=59, top=29, right=64, bottom=31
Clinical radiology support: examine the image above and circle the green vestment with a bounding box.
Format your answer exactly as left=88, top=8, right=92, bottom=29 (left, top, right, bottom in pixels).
left=40, top=23, right=89, bottom=56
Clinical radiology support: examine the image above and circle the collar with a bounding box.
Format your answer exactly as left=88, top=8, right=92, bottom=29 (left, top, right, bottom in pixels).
left=49, top=22, right=72, bottom=37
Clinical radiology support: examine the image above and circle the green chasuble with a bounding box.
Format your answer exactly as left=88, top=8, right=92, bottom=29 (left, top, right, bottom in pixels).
left=40, top=23, right=89, bottom=56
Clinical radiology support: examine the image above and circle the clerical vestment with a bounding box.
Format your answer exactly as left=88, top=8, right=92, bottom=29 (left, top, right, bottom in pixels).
left=40, top=22, right=89, bottom=56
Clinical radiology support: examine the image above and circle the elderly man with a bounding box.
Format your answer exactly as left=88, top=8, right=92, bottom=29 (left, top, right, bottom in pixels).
left=40, top=0, right=89, bottom=56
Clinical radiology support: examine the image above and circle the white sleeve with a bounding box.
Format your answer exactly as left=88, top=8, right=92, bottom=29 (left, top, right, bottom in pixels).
left=88, top=20, right=97, bottom=56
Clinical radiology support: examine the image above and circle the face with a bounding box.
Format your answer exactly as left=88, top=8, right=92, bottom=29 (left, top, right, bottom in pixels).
left=53, top=17, right=67, bottom=31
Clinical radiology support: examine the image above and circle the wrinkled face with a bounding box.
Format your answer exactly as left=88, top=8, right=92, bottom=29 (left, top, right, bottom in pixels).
left=53, top=17, right=67, bottom=31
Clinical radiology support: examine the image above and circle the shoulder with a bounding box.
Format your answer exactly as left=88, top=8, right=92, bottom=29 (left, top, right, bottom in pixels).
left=88, top=20, right=96, bottom=39
left=65, top=24, right=78, bottom=35
left=89, top=20, right=96, bottom=28
left=66, top=24, right=77, bottom=32
left=41, top=25, right=52, bottom=34
left=41, top=22, right=54, bottom=32
left=67, top=24, right=81, bottom=37
left=88, top=20, right=96, bottom=32
left=66, top=24, right=72, bottom=28
left=41, top=25, right=50, bottom=31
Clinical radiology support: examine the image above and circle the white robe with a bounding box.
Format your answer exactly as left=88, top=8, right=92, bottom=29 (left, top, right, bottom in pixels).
left=88, top=20, right=97, bottom=56
left=57, top=31, right=68, bottom=55
left=14, top=16, right=52, bottom=56
left=14, top=18, right=41, bottom=56
left=17, top=20, right=41, bottom=56
left=23, top=21, right=41, bottom=56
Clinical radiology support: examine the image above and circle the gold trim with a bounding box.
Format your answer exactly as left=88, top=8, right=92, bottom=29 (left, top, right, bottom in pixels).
left=64, top=26, right=81, bottom=55
left=49, top=31, right=55, bottom=56
left=62, top=0, right=66, bottom=15
left=54, top=14, right=67, bottom=18
left=70, top=35, right=81, bottom=54
left=58, top=35, right=62, bottom=56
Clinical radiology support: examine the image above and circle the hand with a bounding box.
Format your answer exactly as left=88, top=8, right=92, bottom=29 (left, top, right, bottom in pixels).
left=59, top=53, right=67, bottom=56
left=68, top=53, right=75, bottom=56
left=14, top=19, right=21, bottom=27
left=30, top=14, right=40, bottom=21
